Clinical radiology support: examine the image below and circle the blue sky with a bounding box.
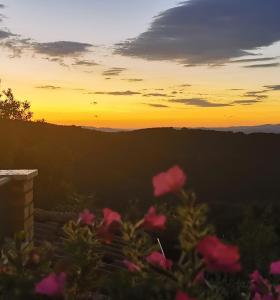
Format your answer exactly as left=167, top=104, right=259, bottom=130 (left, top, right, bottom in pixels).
left=2, top=0, right=180, bottom=43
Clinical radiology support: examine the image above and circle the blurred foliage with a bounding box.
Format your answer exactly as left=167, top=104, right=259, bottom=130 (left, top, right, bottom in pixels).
left=237, top=206, right=279, bottom=274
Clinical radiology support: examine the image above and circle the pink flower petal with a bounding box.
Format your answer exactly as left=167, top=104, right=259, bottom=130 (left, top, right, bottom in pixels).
left=146, top=251, right=172, bottom=270
left=143, top=206, right=166, bottom=231
left=35, top=272, right=66, bottom=296
left=270, top=260, right=280, bottom=275
left=197, top=235, right=241, bottom=273
left=153, top=165, right=187, bottom=197
left=79, top=209, right=95, bottom=225
left=103, top=208, right=121, bottom=227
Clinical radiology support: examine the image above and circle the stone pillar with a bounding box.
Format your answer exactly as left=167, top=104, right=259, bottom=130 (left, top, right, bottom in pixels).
left=0, top=170, right=38, bottom=247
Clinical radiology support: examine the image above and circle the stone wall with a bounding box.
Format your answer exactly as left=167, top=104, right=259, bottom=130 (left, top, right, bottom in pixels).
left=0, top=170, right=38, bottom=247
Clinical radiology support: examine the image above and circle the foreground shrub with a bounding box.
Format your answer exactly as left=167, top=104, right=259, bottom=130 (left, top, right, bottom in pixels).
left=0, top=165, right=279, bottom=299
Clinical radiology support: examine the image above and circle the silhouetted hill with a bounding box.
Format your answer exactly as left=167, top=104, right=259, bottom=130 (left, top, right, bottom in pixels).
left=1, top=119, right=280, bottom=230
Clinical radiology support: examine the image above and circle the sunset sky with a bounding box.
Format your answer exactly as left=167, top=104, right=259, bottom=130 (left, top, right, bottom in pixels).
left=0, top=0, right=280, bottom=128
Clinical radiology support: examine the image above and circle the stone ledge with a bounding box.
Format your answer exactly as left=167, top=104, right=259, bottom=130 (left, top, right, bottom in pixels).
left=0, top=170, right=38, bottom=181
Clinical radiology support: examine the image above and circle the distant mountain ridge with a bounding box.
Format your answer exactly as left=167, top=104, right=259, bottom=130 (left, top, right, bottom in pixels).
left=82, top=126, right=129, bottom=133
left=84, top=124, right=280, bottom=134
left=197, top=124, right=280, bottom=134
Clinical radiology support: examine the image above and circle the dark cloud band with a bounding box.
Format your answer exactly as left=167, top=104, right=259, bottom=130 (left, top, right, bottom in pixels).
left=116, top=0, right=280, bottom=65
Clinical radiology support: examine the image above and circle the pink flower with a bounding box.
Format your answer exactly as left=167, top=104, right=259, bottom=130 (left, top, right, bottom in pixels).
left=142, top=206, right=166, bottom=231
left=35, top=272, right=66, bottom=296
left=146, top=251, right=172, bottom=270
left=270, top=260, right=280, bottom=275
left=250, top=270, right=271, bottom=296
left=176, top=291, right=196, bottom=300
left=79, top=209, right=95, bottom=225
left=123, top=260, right=141, bottom=272
left=103, top=208, right=121, bottom=227
left=98, top=208, right=121, bottom=244
left=152, top=165, right=187, bottom=197
left=196, top=235, right=241, bottom=273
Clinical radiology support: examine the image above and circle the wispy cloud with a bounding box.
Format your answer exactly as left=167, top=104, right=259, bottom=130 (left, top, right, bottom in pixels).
left=231, top=99, right=261, bottom=105
left=230, top=57, right=278, bottom=64
left=73, top=59, right=99, bottom=67
left=33, top=41, right=93, bottom=57
left=102, top=67, right=126, bottom=76
left=143, top=93, right=168, bottom=97
left=178, top=84, right=192, bottom=87
left=264, top=85, right=280, bottom=91
left=243, top=90, right=268, bottom=99
left=144, top=103, right=169, bottom=108
left=243, top=63, right=280, bottom=68
left=93, top=90, right=141, bottom=96
left=0, top=34, right=94, bottom=64
left=116, top=0, right=280, bottom=65
left=170, top=98, right=231, bottom=107
left=123, top=78, right=143, bottom=82
left=36, top=85, right=61, bottom=90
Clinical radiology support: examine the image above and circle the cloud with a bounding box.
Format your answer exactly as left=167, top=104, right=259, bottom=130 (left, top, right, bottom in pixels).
left=243, top=91, right=268, bottom=99
left=123, top=78, right=143, bottom=82
left=73, top=59, right=99, bottom=67
left=231, top=99, right=261, bottom=105
left=116, top=0, right=280, bottom=65
left=264, top=85, right=280, bottom=91
left=230, top=57, right=278, bottom=64
left=44, top=56, right=68, bottom=67
left=102, top=67, right=126, bottom=76
left=143, top=93, right=168, bottom=97
left=0, top=36, right=31, bottom=58
left=170, top=98, right=231, bottom=107
left=144, top=103, right=169, bottom=108
left=243, top=63, right=280, bottom=68
left=0, top=4, right=5, bottom=8
left=33, top=41, right=92, bottom=57
left=0, top=30, right=14, bottom=39
left=36, top=85, right=61, bottom=90
left=94, top=90, right=141, bottom=96
left=178, top=84, right=192, bottom=87
left=1, top=37, right=93, bottom=63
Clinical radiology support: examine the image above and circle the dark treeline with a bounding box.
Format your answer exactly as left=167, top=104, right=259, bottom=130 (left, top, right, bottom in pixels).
left=1, top=119, right=280, bottom=223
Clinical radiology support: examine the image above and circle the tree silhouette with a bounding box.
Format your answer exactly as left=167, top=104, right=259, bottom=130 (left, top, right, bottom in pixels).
left=0, top=88, right=33, bottom=121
